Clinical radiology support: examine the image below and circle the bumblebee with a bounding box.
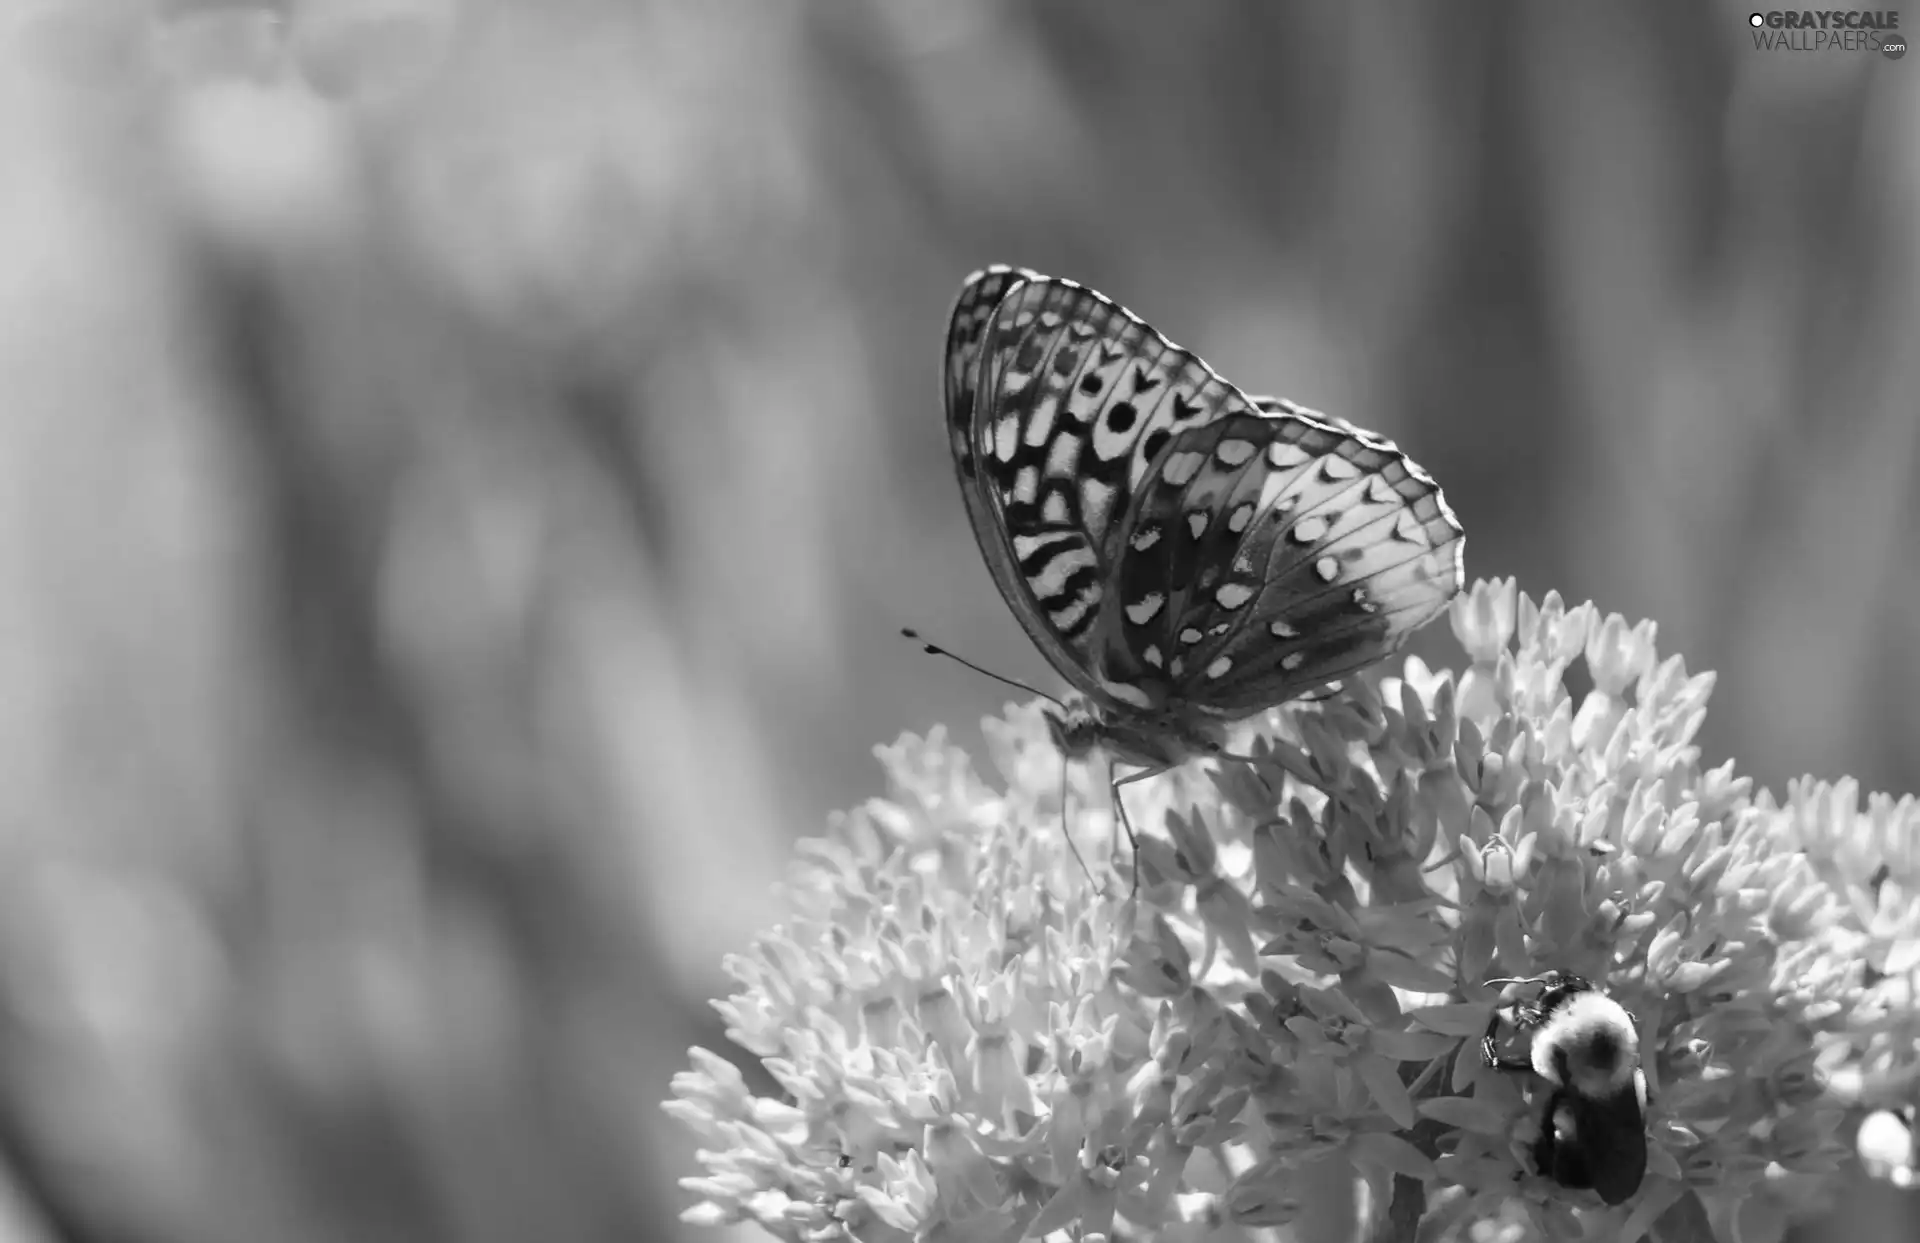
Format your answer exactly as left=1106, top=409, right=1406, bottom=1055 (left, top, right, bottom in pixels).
left=1481, top=971, right=1648, bottom=1205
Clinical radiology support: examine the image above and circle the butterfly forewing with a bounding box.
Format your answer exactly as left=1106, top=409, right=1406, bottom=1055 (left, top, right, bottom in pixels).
left=944, top=265, right=1032, bottom=487
left=947, top=267, right=1273, bottom=705
left=945, top=266, right=1087, bottom=695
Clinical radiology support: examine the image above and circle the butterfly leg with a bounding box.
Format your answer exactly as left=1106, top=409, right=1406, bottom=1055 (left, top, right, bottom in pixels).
left=1054, top=755, right=1102, bottom=891
left=1109, top=764, right=1168, bottom=896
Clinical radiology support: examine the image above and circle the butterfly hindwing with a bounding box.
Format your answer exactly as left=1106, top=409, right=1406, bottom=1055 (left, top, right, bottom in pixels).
left=1111, top=399, right=1462, bottom=715
left=1152, top=400, right=1464, bottom=714
left=1245, top=397, right=1464, bottom=657
left=1112, top=411, right=1278, bottom=689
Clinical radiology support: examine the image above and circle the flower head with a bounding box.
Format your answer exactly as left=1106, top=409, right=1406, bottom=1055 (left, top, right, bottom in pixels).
left=668, top=579, right=1917, bottom=1242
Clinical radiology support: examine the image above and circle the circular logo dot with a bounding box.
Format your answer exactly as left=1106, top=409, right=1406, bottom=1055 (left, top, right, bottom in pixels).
left=1749, top=12, right=1765, bottom=27
left=1883, top=33, right=1907, bottom=60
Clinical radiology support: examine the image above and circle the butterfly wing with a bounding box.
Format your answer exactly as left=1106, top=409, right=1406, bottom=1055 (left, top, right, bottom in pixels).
left=944, top=265, right=1032, bottom=483
left=1114, top=397, right=1465, bottom=716
left=943, top=266, right=1273, bottom=709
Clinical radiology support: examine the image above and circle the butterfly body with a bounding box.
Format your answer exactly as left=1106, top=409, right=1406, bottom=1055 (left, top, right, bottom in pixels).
left=1043, top=692, right=1226, bottom=777
left=944, top=265, right=1464, bottom=780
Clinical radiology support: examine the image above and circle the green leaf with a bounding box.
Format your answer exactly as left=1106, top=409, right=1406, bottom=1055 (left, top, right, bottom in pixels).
left=1364, top=951, right=1457, bottom=993
left=1415, top=1095, right=1511, bottom=1134
left=1369, top=1028, right=1458, bottom=1061
left=1355, top=1053, right=1416, bottom=1129
left=1406, top=1002, right=1491, bottom=1036
left=1350, top=1131, right=1436, bottom=1180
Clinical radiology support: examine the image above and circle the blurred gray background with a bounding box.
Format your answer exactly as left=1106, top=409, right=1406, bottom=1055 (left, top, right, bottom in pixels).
left=0, top=1, right=1913, bottom=1241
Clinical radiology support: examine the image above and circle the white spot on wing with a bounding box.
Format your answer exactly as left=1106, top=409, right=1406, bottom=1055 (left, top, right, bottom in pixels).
left=994, top=414, right=1020, bottom=462
left=1215, top=583, right=1254, bottom=610
left=1270, top=619, right=1299, bottom=639
left=1049, top=590, right=1097, bottom=634
left=1159, top=450, right=1206, bottom=487
left=1214, top=439, right=1258, bottom=467
left=1024, top=395, right=1058, bottom=447
left=1010, top=533, right=1052, bottom=559
left=1046, top=428, right=1079, bottom=477
left=1227, top=503, right=1255, bottom=533
left=1029, top=544, right=1096, bottom=600
left=1013, top=466, right=1040, bottom=505
left=1126, top=593, right=1165, bottom=626
left=1293, top=515, right=1329, bottom=544
left=1179, top=627, right=1203, bottom=645
left=1130, top=525, right=1162, bottom=552
left=1081, top=478, right=1116, bottom=535
left=1315, top=555, right=1340, bottom=581
left=1187, top=512, right=1208, bottom=539
left=1206, top=656, right=1234, bottom=679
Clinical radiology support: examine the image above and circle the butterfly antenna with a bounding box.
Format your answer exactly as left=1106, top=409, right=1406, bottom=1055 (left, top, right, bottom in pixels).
left=903, top=628, right=1103, bottom=888
left=900, top=628, right=1063, bottom=705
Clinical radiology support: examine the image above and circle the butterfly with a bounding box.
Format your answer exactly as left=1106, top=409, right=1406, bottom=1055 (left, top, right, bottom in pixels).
left=942, top=264, right=1465, bottom=810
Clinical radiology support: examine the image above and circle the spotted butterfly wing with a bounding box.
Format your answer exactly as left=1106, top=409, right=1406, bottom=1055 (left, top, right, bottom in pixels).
left=946, top=270, right=1274, bottom=705
left=943, top=265, right=1464, bottom=766
left=1115, top=398, right=1466, bottom=714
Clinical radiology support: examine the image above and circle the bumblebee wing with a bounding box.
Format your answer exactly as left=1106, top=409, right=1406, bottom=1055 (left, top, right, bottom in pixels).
left=1552, top=1085, right=1647, bottom=1205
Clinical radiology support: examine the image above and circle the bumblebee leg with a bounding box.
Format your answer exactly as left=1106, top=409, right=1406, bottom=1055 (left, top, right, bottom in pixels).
left=1481, top=1009, right=1534, bottom=1073
left=1484, top=1051, right=1535, bottom=1072
left=1509, top=1001, right=1546, bottom=1029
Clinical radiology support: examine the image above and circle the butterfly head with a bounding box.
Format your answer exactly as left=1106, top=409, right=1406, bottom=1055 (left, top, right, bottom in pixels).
left=1042, top=696, right=1107, bottom=761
